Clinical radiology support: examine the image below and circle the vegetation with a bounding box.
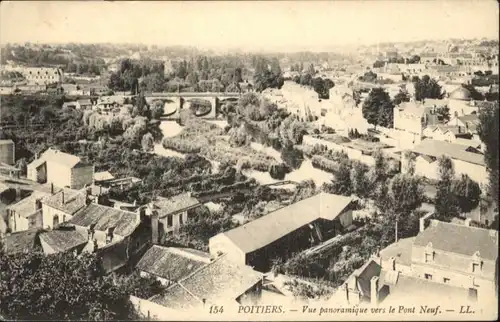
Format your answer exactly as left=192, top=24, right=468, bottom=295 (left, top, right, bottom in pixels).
left=413, top=75, right=444, bottom=101
left=362, top=87, right=394, bottom=129
left=477, top=102, right=499, bottom=210
left=392, top=89, right=410, bottom=106
left=0, top=250, right=141, bottom=320
left=435, top=155, right=461, bottom=221
left=253, top=56, right=284, bottom=92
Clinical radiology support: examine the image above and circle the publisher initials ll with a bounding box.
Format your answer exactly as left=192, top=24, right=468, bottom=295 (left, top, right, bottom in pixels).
left=459, top=306, right=474, bottom=314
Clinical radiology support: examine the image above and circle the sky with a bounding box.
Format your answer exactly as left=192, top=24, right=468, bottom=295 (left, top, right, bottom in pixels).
left=0, top=0, right=498, bottom=52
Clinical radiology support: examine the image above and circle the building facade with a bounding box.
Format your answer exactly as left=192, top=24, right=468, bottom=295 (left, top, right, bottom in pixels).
left=0, top=140, right=15, bottom=165
left=27, top=149, right=94, bottom=189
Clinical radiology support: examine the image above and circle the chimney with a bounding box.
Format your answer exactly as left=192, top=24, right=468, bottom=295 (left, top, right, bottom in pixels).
left=61, top=191, right=65, bottom=205
left=151, top=211, right=159, bottom=245
left=202, top=299, right=206, bottom=308
left=389, top=256, right=396, bottom=271
left=464, top=218, right=472, bottom=227
left=15, top=187, right=21, bottom=202
left=370, top=276, right=379, bottom=306
left=419, top=217, right=426, bottom=233
left=344, top=283, right=350, bottom=303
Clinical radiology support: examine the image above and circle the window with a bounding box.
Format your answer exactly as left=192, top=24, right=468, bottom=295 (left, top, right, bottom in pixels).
left=468, top=288, right=478, bottom=302
left=472, top=263, right=480, bottom=273
left=443, top=278, right=450, bottom=284
left=53, top=215, right=59, bottom=227
left=167, top=215, right=173, bottom=227
left=424, top=274, right=432, bottom=280
left=29, top=216, right=36, bottom=227
left=425, top=253, right=433, bottom=263
left=179, top=213, right=184, bottom=225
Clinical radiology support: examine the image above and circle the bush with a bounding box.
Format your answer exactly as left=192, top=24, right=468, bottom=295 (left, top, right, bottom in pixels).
left=269, top=163, right=289, bottom=180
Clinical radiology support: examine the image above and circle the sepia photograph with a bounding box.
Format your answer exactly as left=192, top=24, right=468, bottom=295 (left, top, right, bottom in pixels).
left=0, top=0, right=498, bottom=321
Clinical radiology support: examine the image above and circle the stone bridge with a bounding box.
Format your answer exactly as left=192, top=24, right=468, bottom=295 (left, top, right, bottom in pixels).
left=144, top=92, right=241, bottom=120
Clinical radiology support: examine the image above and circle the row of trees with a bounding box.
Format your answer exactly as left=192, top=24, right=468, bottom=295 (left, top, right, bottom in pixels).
left=108, top=56, right=250, bottom=94
left=372, top=55, right=422, bottom=68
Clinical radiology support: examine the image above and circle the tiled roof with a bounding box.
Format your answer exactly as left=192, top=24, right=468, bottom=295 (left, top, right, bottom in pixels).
left=37, top=148, right=86, bottom=168
left=77, top=99, right=92, bottom=105
left=379, top=237, right=415, bottom=266
left=82, top=184, right=110, bottom=197
left=414, top=221, right=498, bottom=261
left=93, top=171, right=115, bottom=182
left=136, top=246, right=211, bottom=282
left=3, top=229, right=41, bottom=254
left=397, top=102, right=431, bottom=118
left=345, top=259, right=381, bottom=297
left=422, top=99, right=448, bottom=108
left=7, top=191, right=50, bottom=218
left=27, top=158, right=46, bottom=169
left=219, top=193, right=353, bottom=254
left=149, top=284, right=201, bottom=310
left=68, top=203, right=139, bottom=237
left=457, top=114, right=480, bottom=133
left=0, top=139, right=14, bottom=145
left=42, top=188, right=87, bottom=215
left=152, top=193, right=201, bottom=218
left=430, top=65, right=461, bottom=73
left=383, top=273, right=469, bottom=304
left=434, top=125, right=464, bottom=136
left=412, top=139, right=485, bottom=166
left=96, top=239, right=129, bottom=273
left=39, top=228, right=87, bottom=253
left=149, top=255, right=262, bottom=309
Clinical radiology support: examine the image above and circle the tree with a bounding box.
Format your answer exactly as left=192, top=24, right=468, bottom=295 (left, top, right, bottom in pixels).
left=362, top=88, right=394, bottom=129
left=324, top=79, right=335, bottom=90
left=402, top=150, right=417, bottom=176
left=413, top=75, right=444, bottom=101
left=326, top=159, right=352, bottom=196
left=15, top=157, right=28, bottom=175
left=436, top=106, right=451, bottom=123
left=300, top=74, right=312, bottom=86
left=477, top=103, right=499, bottom=208
left=0, top=251, right=138, bottom=320
left=141, top=133, right=154, bottom=152
left=453, top=174, right=481, bottom=214
left=350, top=161, right=371, bottom=198
left=373, top=149, right=389, bottom=182
left=307, top=64, right=315, bottom=75
left=435, top=155, right=460, bottom=220
left=384, top=174, right=424, bottom=242
left=392, top=90, right=410, bottom=106
left=311, top=77, right=327, bottom=99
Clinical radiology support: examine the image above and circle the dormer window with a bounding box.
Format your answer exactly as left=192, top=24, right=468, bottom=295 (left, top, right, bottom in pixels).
left=471, top=251, right=482, bottom=273
left=106, top=227, right=115, bottom=243
left=424, top=242, right=435, bottom=263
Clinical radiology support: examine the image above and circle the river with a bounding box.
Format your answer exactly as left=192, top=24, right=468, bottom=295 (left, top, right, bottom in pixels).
left=154, top=120, right=333, bottom=187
